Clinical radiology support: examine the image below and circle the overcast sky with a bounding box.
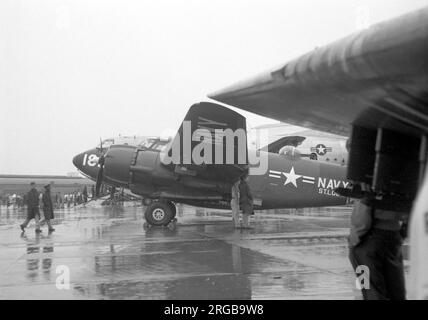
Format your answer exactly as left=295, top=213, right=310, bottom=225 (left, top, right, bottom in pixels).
left=1, top=0, right=427, bottom=175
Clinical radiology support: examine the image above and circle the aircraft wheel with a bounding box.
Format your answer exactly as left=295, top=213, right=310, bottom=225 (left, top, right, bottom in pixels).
left=144, top=202, right=174, bottom=226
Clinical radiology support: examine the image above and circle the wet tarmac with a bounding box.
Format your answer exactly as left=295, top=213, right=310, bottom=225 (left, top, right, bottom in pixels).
left=0, top=204, right=409, bottom=300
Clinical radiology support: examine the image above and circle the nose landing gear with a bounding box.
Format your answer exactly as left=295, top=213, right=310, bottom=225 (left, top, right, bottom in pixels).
left=143, top=201, right=177, bottom=230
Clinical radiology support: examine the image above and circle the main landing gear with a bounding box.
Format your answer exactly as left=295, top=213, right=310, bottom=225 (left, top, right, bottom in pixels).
left=143, top=201, right=177, bottom=230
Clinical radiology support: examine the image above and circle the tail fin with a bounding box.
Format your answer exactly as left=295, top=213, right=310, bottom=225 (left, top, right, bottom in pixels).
left=160, top=102, right=248, bottom=182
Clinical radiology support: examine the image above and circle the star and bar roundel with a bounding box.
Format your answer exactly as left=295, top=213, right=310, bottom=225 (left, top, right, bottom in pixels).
left=268, top=166, right=350, bottom=191
left=268, top=167, right=315, bottom=187
left=310, top=144, right=332, bottom=156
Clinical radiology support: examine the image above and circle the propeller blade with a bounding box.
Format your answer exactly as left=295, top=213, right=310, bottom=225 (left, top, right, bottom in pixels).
left=95, top=155, right=105, bottom=197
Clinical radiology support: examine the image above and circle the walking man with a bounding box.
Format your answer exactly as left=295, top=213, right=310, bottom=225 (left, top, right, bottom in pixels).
left=231, top=179, right=241, bottom=228
left=239, top=173, right=254, bottom=229
left=41, top=184, right=55, bottom=232
left=20, top=182, right=41, bottom=233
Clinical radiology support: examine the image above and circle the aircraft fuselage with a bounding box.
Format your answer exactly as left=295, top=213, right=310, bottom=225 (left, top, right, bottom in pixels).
left=73, top=147, right=348, bottom=209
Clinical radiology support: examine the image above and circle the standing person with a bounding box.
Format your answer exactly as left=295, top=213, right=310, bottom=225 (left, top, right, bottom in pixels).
left=20, top=182, right=41, bottom=233
left=348, top=183, right=407, bottom=300
left=73, top=193, right=77, bottom=206
left=82, top=186, right=88, bottom=203
left=238, top=173, right=254, bottom=229
left=41, top=184, right=55, bottom=232
left=230, top=179, right=241, bottom=228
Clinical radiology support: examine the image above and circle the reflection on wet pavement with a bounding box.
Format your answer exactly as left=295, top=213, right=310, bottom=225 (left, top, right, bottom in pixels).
left=0, top=204, right=407, bottom=299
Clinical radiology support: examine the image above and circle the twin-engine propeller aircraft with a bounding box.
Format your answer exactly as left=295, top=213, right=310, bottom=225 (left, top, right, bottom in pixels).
left=73, top=102, right=350, bottom=227
left=209, top=7, right=428, bottom=299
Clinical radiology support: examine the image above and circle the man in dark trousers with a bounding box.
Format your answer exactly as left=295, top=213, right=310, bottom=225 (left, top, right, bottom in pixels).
left=348, top=183, right=407, bottom=300
left=20, top=182, right=41, bottom=233
left=231, top=179, right=241, bottom=228
left=41, top=184, right=55, bottom=232
left=82, top=186, right=88, bottom=203
left=239, top=173, right=254, bottom=229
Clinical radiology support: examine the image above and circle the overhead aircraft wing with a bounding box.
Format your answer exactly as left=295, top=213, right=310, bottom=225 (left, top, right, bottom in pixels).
left=160, top=102, right=248, bottom=184
left=209, top=7, right=428, bottom=137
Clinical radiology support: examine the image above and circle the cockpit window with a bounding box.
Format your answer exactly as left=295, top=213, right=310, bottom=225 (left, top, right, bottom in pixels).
left=138, top=138, right=169, bottom=151
left=151, top=142, right=168, bottom=151
left=98, top=139, right=114, bottom=149
left=94, top=136, right=170, bottom=151
left=138, top=138, right=156, bottom=149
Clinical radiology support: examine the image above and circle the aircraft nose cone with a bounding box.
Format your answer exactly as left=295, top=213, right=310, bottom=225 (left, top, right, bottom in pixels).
left=72, top=149, right=102, bottom=180
left=73, top=152, right=84, bottom=170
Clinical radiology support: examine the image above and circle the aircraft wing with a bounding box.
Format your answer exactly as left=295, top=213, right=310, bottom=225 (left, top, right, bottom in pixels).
left=209, top=7, right=428, bottom=137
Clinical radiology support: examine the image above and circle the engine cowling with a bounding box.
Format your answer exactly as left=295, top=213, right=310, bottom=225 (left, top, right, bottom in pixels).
left=102, top=145, right=136, bottom=187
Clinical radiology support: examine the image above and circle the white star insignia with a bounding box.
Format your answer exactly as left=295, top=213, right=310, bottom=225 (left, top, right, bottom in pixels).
left=282, top=166, right=302, bottom=187
left=317, top=145, right=326, bottom=154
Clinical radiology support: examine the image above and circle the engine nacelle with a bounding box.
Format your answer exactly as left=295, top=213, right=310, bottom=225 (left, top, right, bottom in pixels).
left=103, top=145, right=136, bottom=187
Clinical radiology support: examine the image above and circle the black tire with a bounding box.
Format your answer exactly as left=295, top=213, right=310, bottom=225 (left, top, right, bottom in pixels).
left=167, top=202, right=177, bottom=218
left=144, top=202, right=173, bottom=226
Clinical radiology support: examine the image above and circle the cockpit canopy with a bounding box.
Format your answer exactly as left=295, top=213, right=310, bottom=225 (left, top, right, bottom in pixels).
left=97, top=136, right=171, bottom=151
left=138, top=137, right=170, bottom=151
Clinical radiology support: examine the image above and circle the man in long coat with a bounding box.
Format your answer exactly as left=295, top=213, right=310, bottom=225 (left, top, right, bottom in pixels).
left=239, top=173, right=254, bottom=229
left=42, top=184, right=55, bottom=232
left=231, top=179, right=241, bottom=228
left=20, top=182, right=41, bottom=233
